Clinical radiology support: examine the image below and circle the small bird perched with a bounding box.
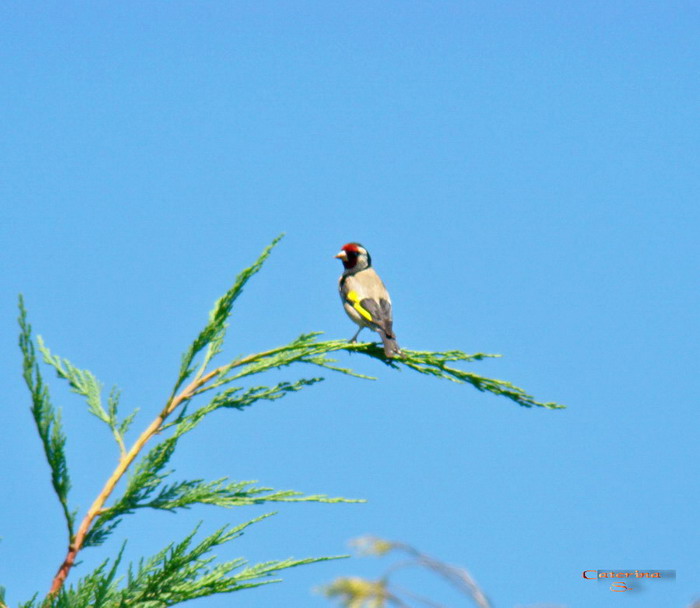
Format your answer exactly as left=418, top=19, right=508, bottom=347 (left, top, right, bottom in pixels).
left=335, top=242, right=402, bottom=358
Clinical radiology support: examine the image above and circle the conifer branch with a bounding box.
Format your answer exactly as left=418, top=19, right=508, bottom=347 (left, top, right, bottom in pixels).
left=46, top=352, right=252, bottom=595
left=15, top=236, right=563, bottom=606
left=18, top=296, right=75, bottom=543
left=31, top=520, right=346, bottom=608
left=40, top=235, right=357, bottom=599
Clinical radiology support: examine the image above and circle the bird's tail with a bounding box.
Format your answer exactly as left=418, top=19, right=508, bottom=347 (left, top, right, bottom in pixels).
left=378, top=329, right=402, bottom=359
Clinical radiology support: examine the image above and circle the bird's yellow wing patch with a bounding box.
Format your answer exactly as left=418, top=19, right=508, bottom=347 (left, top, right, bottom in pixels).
left=346, top=290, right=373, bottom=322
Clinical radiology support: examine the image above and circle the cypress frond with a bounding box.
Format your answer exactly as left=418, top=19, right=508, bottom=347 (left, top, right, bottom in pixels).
left=37, top=337, right=107, bottom=423
left=15, top=236, right=563, bottom=607
left=18, top=296, right=75, bottom=541
left=174, top=234, right=284, bottom=392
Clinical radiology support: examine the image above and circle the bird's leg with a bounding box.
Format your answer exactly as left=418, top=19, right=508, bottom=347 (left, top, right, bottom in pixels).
left=349, top=327, right=363, bottom=343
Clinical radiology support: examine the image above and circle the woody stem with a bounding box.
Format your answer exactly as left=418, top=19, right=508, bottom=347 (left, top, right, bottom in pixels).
left=45, top=345, right=285, bottom=599
left=45, top=365, right=222, bottom=598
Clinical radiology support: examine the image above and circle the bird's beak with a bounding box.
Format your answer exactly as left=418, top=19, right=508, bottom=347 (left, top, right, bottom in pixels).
left=334, top=250, right=347, bottom=260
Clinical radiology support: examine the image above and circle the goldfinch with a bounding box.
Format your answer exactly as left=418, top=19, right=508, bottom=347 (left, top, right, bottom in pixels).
left=335, top=242, right=402, bottom=358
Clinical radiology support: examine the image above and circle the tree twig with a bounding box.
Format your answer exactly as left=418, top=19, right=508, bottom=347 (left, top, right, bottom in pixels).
left=47, top=363, right=223, bottom=596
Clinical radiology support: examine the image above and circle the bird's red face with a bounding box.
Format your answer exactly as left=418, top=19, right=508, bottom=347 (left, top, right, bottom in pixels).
left=335, top=242, right=363, bottom=270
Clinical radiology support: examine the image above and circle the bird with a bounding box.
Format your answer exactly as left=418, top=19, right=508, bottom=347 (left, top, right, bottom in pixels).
left=335, top=242, right=402, bottom=358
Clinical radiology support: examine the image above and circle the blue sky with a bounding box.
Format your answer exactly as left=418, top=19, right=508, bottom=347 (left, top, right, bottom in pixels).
left=1, top=3, right=698, bottom=607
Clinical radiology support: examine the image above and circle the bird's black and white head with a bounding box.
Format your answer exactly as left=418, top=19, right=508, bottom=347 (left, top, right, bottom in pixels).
left=335, top=242, right=372, bottom=273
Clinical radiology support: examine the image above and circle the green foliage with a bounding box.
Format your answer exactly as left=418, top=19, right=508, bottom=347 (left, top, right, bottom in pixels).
left=176, top=233, right=284, bottom=394
left=24, top=519, right=344, bottom=608
left=371, top=345, right=564, bottom=409
left=85, top=374, right=359, bottom=548
left=37, top=337, right=104, bottom=422
left=37, top=339, right=134, bottom=455
left=18, top=296, right=76, bottom=541
left=209, top=336, right=563, bottom=410
left=12, top=235, right=563, bottom=608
